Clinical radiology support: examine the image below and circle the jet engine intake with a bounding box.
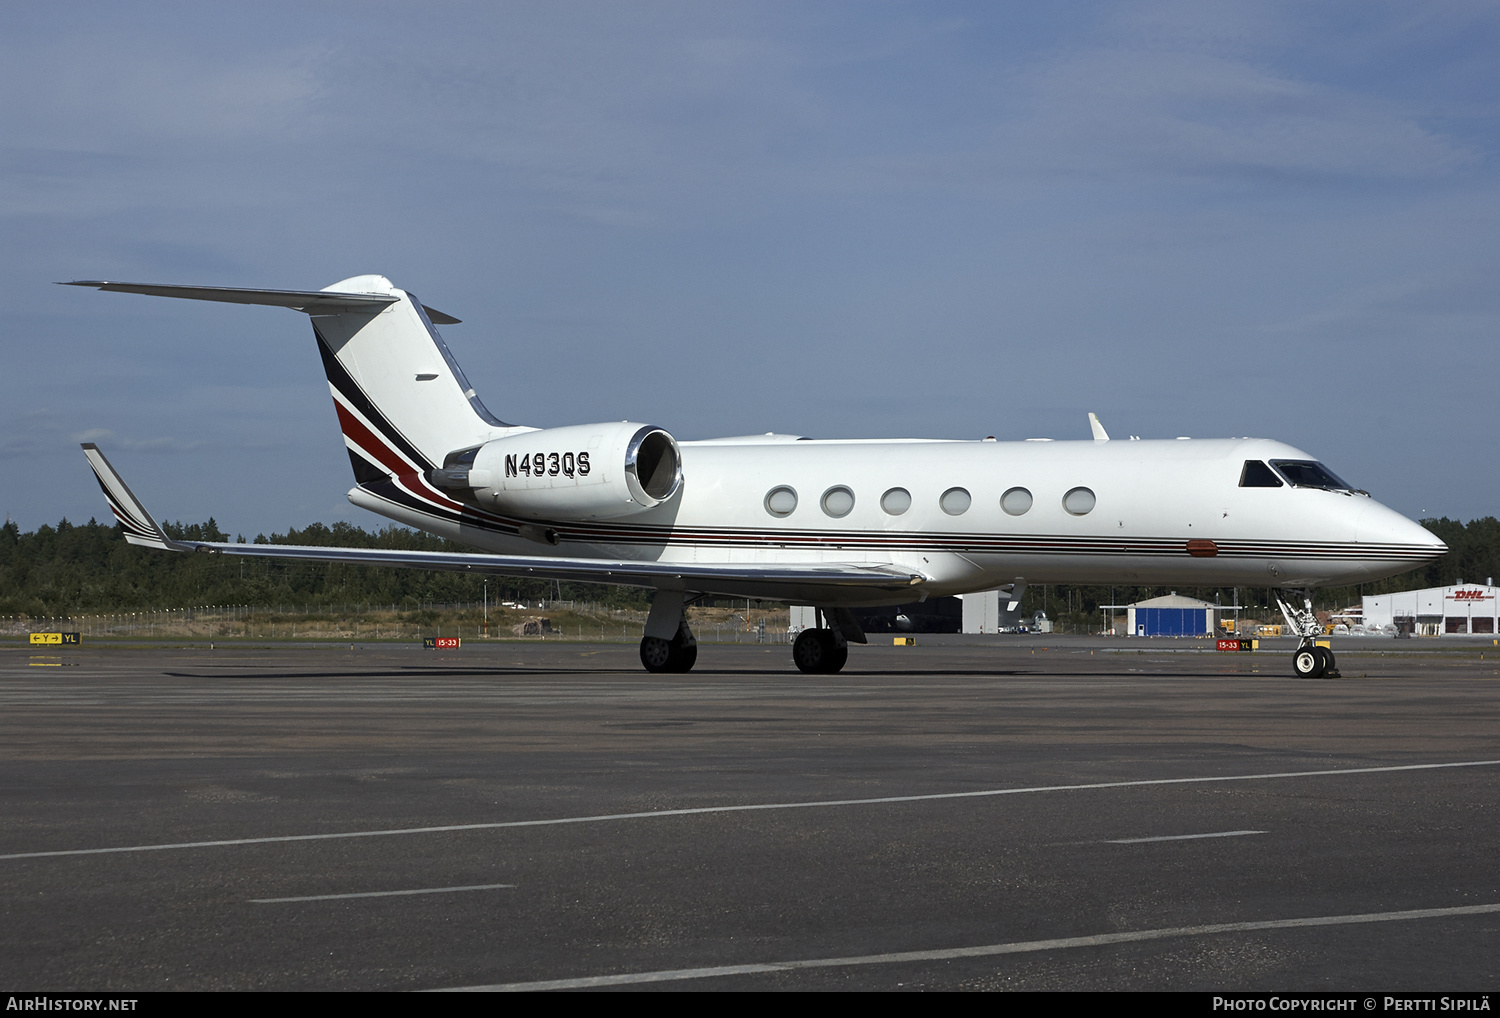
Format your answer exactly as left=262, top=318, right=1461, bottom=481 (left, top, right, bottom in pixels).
left=432, top=422, right=682, bottom=520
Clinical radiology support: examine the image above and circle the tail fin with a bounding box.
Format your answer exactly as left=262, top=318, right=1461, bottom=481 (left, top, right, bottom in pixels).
left=307, top=275, right=519, bottom=481
left=62, top=275, right=521, bottom=481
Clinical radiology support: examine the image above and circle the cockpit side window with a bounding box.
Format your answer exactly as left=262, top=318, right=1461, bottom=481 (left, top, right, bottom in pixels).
left=1239, top=460, right=1283, bottom=488
left=1270, top=459, right=1352, bottom=491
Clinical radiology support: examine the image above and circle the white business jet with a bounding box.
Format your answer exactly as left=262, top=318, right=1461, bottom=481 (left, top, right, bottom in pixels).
left=67, top=275, right=1445, bottom=678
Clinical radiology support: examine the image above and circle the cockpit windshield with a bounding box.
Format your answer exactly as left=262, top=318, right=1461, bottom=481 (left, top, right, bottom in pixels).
left=1270, top=460, right=1355, bottom=492
left=1239, top=460, right=1283, bottom=487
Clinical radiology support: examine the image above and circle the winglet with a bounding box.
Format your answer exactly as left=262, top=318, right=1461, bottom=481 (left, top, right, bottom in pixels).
left=80, top=444, right=185, bottom=551
left=1088, top=412, right=1110, bottom=441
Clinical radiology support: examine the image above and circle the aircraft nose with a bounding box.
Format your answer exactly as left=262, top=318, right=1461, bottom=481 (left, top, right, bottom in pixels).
left=1359, top=501, right=1446, bottom=559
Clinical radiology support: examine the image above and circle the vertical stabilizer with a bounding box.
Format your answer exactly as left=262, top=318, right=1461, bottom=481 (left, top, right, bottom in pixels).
left=308, top=276, right=522, bottom=479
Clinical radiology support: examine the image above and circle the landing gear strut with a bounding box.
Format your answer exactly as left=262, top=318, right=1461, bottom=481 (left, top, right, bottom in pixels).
left=1276, top=590, right=1339, bottom=679
left=640, top=621, right=697, bottom=673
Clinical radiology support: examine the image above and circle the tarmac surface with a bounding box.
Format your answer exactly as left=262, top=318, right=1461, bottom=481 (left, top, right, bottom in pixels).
left=2, top=635, right=1498, bottom=991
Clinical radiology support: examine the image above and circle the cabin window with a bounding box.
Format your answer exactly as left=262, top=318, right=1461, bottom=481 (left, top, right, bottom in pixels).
left=821, top=486, right=855, bottom=518
left=880, top=487, right=911, bottom=515
left=1001, top=487, right=1032, bottom=516
left=940, top=487, right=971, bottom=515
left=764, top=486, right=798, bottom=517
left=1063, top=487, right=1096, bottom=516
left=1270, top=460, right=1353, bottom=491
left=1239, top=460, right=1283, bottom=488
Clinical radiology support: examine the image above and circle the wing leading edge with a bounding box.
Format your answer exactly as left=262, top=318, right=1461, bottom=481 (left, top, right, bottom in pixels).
left=59, top=280, right=461, bottom=324
left=80, top=445, right=925, bottom=601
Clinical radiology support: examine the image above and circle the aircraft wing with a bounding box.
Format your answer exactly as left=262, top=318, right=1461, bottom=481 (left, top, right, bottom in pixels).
left=81, top=444, right=924, bottom=600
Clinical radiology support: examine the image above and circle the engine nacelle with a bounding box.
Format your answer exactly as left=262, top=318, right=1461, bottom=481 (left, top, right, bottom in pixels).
left=432, top=422, right=683, bottom=520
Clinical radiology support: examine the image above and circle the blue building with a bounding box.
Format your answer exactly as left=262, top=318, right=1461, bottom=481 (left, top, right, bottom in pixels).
left=1126, top=593, right=1217, bottom=637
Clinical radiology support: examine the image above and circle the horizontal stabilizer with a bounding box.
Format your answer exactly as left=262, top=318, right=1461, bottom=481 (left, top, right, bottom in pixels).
left=60, top=281, right=460, bottom=324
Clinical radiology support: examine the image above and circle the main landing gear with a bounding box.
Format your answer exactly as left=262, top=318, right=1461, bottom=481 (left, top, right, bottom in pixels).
left=639, top=621, right=697, bottom=673
left=793, top=627, right=848, bottom=674
left=1275, top=590, right=1341, bottom=679
left=792, top=607, right=865, bottom=674
left=639, top=591, right=699, bottom=673
left=636, top=594, right=866, bottom=675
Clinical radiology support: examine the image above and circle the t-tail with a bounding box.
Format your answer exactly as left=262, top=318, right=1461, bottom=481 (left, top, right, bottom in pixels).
left=60, top=275, right=526, bottom=487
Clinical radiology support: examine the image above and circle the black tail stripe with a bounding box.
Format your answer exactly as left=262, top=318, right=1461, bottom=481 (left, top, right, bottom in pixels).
left=313, top=323, right=434, bottom=472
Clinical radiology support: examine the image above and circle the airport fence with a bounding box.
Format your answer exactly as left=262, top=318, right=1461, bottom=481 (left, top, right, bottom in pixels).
left=2, top=600, right=793, bottom=644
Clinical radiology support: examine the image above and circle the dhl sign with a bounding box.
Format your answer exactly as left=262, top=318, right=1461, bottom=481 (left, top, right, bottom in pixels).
left=29, top=633, right=80, bottom=645
left=423, top=637, right=461, bottom=649
left=1449, top=590, right=1494, bottom=601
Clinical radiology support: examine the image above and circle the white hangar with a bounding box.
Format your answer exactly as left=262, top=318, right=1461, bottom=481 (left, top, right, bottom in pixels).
left=1362, top=581, right=1499, bottom=636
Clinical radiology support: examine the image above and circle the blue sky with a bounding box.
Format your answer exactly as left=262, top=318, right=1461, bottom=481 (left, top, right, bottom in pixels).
left=3, top=1, right=1497, bottom=534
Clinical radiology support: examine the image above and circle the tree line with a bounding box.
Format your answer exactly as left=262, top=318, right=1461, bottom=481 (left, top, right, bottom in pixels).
left=0, top=517, right=647, bottom=617
left=1, top=514, right=1495, bottom=622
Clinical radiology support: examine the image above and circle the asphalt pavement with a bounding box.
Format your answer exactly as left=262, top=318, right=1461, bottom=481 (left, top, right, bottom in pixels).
left=2, top=636, right=1497, bottom=991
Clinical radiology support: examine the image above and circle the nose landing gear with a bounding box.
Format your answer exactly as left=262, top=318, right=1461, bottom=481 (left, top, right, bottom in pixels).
left=1292, top=644, right=1336, bottom=679
left=1276, top=590, right=1340, bottom=679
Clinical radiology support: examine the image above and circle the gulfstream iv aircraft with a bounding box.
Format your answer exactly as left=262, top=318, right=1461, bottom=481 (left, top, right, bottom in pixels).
left=69, top=275, right=1445, bottom=677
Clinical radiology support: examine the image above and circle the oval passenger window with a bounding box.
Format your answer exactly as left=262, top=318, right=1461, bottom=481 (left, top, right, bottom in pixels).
left=1001, top=487, right=1032, bottom=516
left=940, top=487, right=971, bottom=516
left=821, top=486, right=855, bottom=518
left=1063, top=487, right=1096, bottom=516
left=880, top=487, right=911, bottom=515
left=765, top=486, right=798, bottom=517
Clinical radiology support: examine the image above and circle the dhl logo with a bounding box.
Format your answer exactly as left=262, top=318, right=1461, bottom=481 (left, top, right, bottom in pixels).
left=1449, top=590, right=1493, bottom=601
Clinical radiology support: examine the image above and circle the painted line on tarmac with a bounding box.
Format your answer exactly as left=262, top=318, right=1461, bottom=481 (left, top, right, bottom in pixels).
left=433, top=902, right=1500, bottom=991
left=1104, top=830, right=1266, bottom=844
left=2, top=759, right=1497, bottom=862
left=251, top=883, right=515, bottom=903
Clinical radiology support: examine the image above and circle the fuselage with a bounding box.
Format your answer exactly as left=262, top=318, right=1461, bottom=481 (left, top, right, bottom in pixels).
left=350, top=434, right=1442, bottom=605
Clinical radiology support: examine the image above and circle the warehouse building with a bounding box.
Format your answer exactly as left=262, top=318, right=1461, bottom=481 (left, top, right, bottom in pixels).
left=1362, top=581, right=1498, bottom=636
left=958, top=590, right=1052, bottom=633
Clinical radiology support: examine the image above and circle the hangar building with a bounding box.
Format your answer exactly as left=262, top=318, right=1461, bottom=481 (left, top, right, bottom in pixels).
left=1123, top=593, right=1218, bottom=637
left=1362, top=581, right=1498, bottom=636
